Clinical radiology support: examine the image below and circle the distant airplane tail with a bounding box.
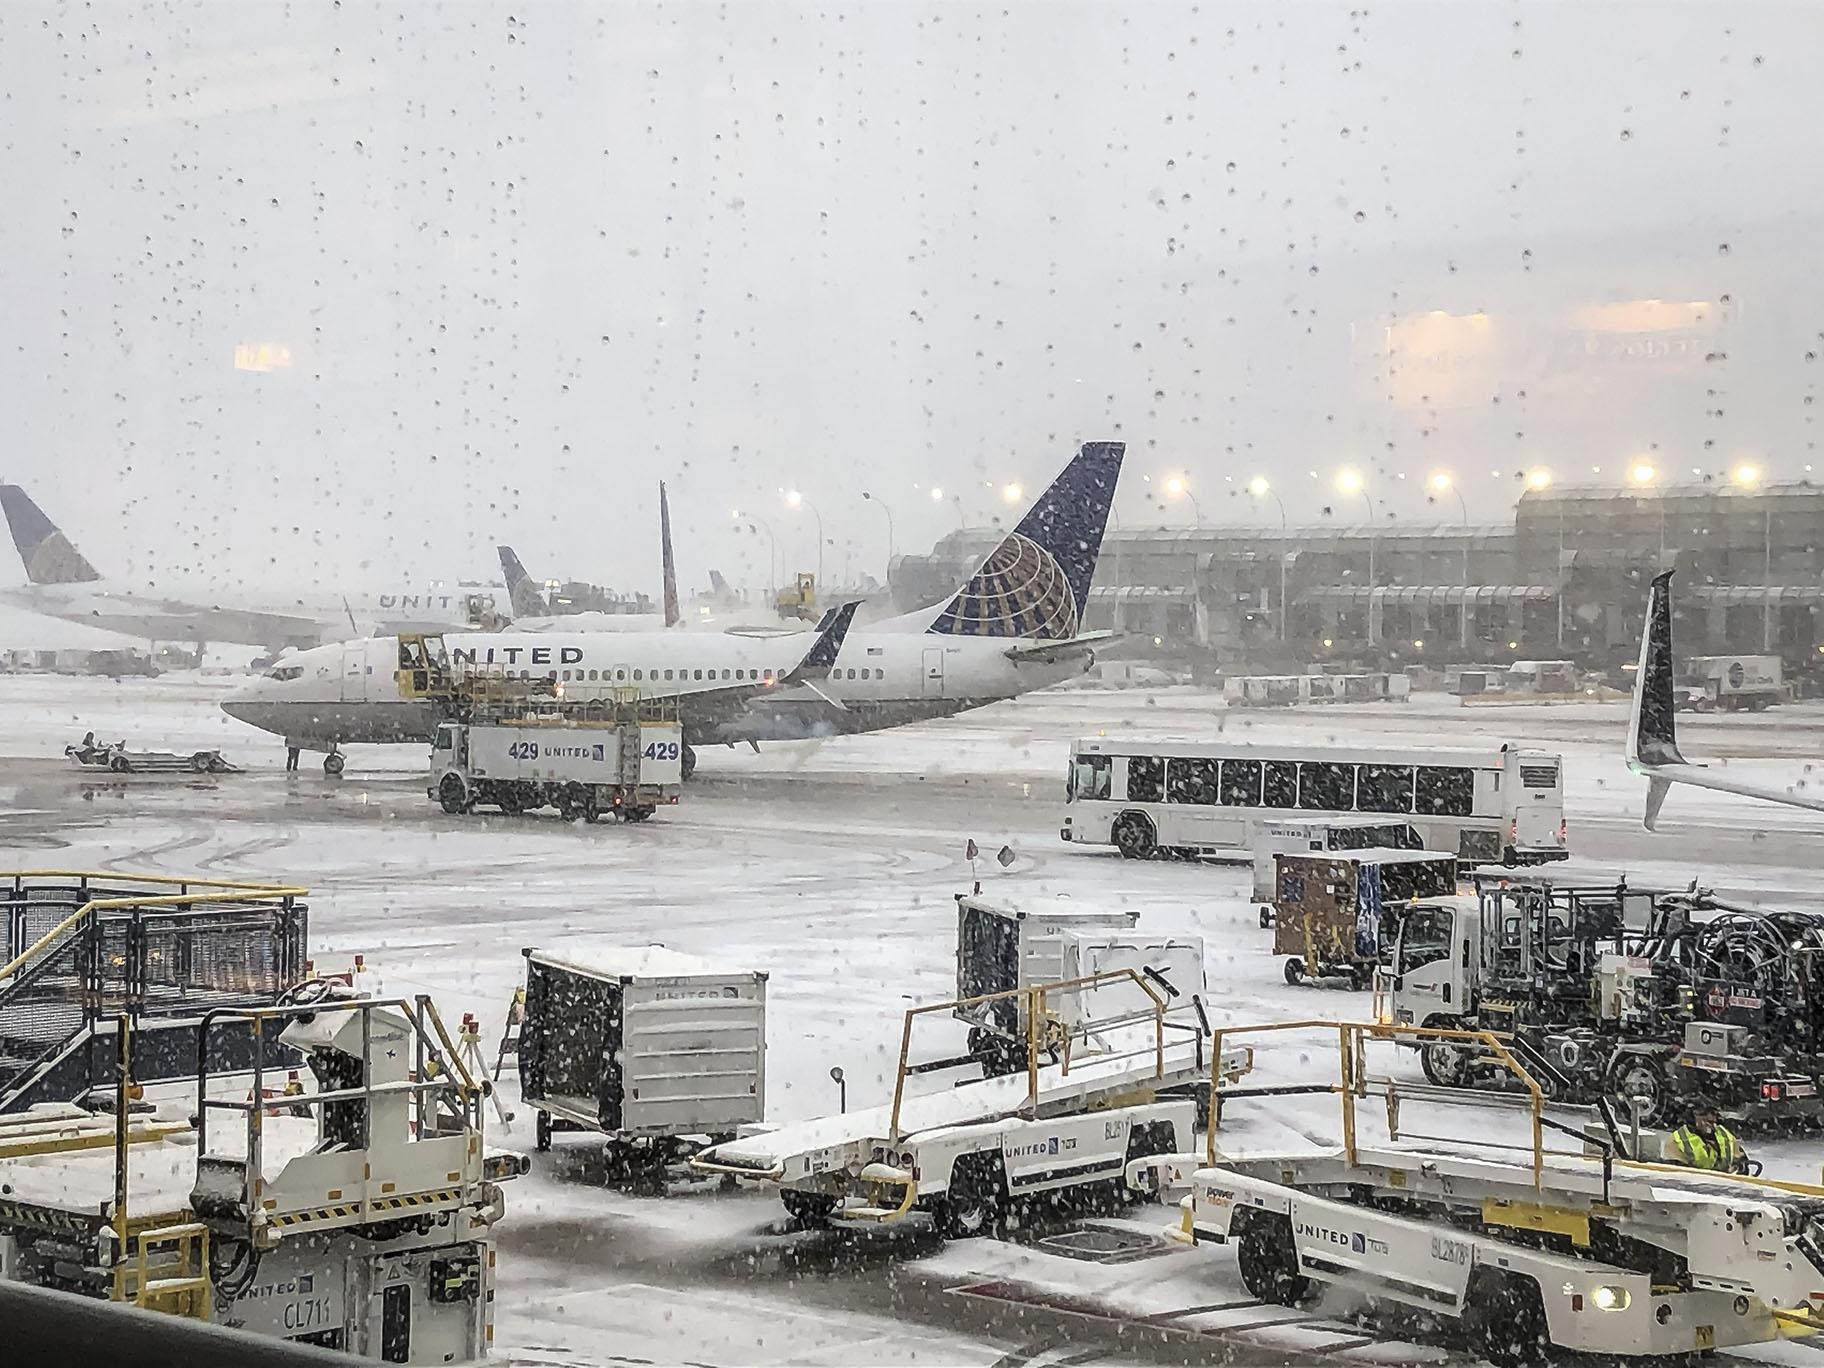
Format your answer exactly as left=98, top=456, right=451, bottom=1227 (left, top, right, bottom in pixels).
left=926, top=441, right=1124, bottom=640
left=1627, top=569, right=1688, bottom=771
left=497, top=546, right=548, bottom=617
left=660, top=481, right=681, bottom=628
left=0, top=485, right=101, bottom=585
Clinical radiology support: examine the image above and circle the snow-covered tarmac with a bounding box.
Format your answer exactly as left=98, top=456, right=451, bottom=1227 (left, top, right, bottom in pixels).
left=5, top=673, right=1824, bottom=1366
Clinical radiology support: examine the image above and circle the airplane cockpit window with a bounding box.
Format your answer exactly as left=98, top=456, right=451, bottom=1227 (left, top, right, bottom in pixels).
left=264, top=665, right=305, bottom=682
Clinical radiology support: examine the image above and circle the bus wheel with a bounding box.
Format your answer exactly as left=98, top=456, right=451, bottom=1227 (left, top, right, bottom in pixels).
left=1283, top=958, right=1306, bottom=986
left=1112, top=814, right=1156, bottom=860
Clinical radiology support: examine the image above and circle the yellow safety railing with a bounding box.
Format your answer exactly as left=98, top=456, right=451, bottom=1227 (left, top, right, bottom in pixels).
left=889, top=967, right=1173, bottom=1144
left=1204, top=1019, right=1549, bottom=1188
left=1, top=879, right=308, bottom=984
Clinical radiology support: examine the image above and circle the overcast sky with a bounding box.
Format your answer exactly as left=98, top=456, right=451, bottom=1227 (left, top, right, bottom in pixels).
left=3, top=0, right=1820, bottom=597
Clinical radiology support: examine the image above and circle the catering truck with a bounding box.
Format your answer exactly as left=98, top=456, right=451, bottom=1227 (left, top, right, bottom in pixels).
left=430, top=712, right=682, bottom=821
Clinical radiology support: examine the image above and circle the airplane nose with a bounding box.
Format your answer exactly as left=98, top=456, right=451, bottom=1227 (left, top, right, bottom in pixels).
left=220, top=699, right=256, bottom=725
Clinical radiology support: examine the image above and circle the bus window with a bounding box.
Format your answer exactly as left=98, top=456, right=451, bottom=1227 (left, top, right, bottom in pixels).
left=1357, top=764, right=1415, bottom=814
left=1127, top=756, right=1164, bottom=803
left=1298, top=761, right=1356, bottom=810
left=1263, top=760, right=1298, bottom=808
left=1068, top=754, right=1112, bottom=802
left=1417, top=765, right=1475, bottom=816
left=1219, top=758, right=1262, bottom=807
left=1167, top=757, right=1217, bottom=805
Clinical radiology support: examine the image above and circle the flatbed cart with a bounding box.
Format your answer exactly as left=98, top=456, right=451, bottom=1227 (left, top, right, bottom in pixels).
left=691, top=968, right=1253, bottom=1239
left=65, top=733, right=237, bottom=774
left=1126, top=1019, right=1824, bottom=1366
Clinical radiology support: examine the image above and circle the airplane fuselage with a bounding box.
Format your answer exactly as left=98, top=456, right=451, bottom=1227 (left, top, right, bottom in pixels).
left=220, top=626, right=1090, bottom=750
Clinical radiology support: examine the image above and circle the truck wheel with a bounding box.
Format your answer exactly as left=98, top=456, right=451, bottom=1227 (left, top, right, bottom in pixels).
left=780, top=1190, right=837, bottom=1227
left=438, top=775, right=470, bottom=815
left=1283, top=958, right=1306, bottom=986
left=323, top=752, right=346, bottom=776
left=1463, top=1269, right=1549, bottom=1368
left=624, top=806, right=654, bottom=823
left=109, top=754, right=131, bottom=773
left=190, top=752, right=211, bottom=773
left=1112, top=813, right=1156, bottom=860
left=556, top=785, right=587, bottom=821
left=1605, top=1053, right=1671, bottom=1128
left=1420, top=1037, right=1470, bottom=1088
left=1235, top=1213, right=1314, bottom=1306
left=938, top=1153, right=1008, bottom=1240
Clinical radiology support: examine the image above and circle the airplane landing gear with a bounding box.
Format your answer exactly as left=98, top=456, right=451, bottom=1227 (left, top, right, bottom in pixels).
left=680, top=742, right=697, bottom=781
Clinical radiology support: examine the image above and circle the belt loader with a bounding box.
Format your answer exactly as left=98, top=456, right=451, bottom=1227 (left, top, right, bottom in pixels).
left=1128, top=1020, right=1824, bottom=1366
left=692, top=967, right=1252, bottom=1239
left=0, top=994, right=526, bottom=1362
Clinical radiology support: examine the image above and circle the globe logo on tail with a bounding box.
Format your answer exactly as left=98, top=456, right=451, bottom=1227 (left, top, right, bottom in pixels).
left=928, top=531, right=1079, bottom=639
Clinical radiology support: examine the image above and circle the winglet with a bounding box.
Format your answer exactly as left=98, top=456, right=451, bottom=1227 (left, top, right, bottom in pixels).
left=498, top=546, right=549, bottom=617
left=660, top=481, right=681, bottom=628
left=1627, top=570, right=1687, bottom=772
left=927, top=441, right=1124, bottom=640
left=0, top=485, right=101, bottom=584
left=784, top=599, right=860, bottom=683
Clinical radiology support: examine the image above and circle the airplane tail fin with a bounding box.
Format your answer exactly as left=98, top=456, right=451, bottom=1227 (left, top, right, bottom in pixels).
left=784, top=599, right=860, bottom=683
left=1627, top=569, right=1688, bottom=771
left=925, top=441, right=1124, bottom=640
left=497, top=546, right=548, bottom=617
left=0, top=485, right=101, bottom=584
left=660, top=481, right=681, bottom=628
left=709, top=569, right=730, bottom=596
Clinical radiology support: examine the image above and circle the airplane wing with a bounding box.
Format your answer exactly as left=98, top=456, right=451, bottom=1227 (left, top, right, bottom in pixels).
left=1626, top=569, right=1824, bottom=828
left=672, top=600, right=861, bottom=728
left=1002, top=630, right=1117, bottom=665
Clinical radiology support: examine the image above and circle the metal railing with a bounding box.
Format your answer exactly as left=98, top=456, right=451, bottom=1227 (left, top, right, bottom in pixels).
left=889, top=968, right=1180, bottom=1144
left=1204, top=1019, right=1552, bottom=1187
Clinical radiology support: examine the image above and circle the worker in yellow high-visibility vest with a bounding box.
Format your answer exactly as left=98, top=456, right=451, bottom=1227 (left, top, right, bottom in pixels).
left=1671, top=1103, right=1747, bottom=1174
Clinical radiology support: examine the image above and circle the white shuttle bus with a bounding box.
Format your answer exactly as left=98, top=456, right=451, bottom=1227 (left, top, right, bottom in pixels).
left=1060, top=738, right=1567, bottom=867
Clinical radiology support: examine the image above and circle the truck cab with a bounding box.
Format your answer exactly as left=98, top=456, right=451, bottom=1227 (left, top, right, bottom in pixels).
left=1387, top=894, right=1480, bottom=1032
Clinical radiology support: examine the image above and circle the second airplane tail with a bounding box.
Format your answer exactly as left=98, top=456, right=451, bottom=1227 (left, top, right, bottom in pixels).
left=1626, top=569, right=1688, bottom=771
left=0, top=485, right=101, bottom=585
left=497, top=546, right=549, bottom=618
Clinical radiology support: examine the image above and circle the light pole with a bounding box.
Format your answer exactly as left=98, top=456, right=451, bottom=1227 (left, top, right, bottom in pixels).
left=1165, top=475, right=1204, bottom=528
left=860, top=490, right=895, bottom=579
left=785, top=490, right=824, bottom=589
left=1430, top=472, right=1471, bottom=650
left=1335, top=469, right=1377, bottom=643
left=1249, top=476, right=1289, bottom=641
left=1733, top=464, right=1771, bottom=650
left=731, top=508, right=777, bottom=602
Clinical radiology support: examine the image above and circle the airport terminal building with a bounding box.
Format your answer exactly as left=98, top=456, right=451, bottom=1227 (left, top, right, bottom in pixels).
left=891, top=482, right=1824, bottom=678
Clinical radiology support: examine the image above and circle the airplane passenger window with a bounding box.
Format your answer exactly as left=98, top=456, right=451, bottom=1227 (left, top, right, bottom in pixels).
left=632, top=670, right=643, bottom=681
left=694, top=669, right=703, bottom=680
left=664, top=670, right=674, bottom=680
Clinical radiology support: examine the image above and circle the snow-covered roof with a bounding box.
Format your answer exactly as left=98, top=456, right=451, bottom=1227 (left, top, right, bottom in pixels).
left=524, top=945, right=763, bottom=983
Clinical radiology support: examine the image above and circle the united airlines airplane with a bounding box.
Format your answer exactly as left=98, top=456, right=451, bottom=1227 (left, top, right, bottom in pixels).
left=220, top=440, right=1125, bottom=775
left=1626, top=569, right=1824, bottom=826
left=0, top=484, right=505, bottom=649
